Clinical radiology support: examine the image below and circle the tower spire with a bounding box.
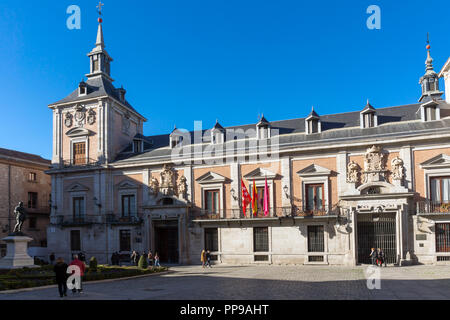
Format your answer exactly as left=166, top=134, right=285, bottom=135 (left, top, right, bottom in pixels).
left=419, top=34, right=442, bottom=102
left=86, top=2, right=114, bottom=81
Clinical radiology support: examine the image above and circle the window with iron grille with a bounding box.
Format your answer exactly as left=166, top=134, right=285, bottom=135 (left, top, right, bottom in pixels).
left=70, top=230, right=81, bottom=251
left=28, top=192, right=38, bottom=209
left=253, top=227, right=269, bottom=252
left=120, top=230, right=131, bottom=252
left=204, top=228, right=218, bottom=252
left=436, top=223, right=450, bottom=253
left=308, top=225, right=324, bottom=252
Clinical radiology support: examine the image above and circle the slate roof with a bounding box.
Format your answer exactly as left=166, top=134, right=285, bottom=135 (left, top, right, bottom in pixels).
left=0, top=148, right=51, bottom=165
left=113, top=102, right=443, bottom=164
left=49, top=76, right=145, bottom=119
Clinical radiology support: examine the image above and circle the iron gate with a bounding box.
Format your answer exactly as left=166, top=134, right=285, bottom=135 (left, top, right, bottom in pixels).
left=357, top=213, right=397, bottom=264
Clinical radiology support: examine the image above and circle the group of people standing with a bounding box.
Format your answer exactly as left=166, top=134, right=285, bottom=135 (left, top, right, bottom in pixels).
left=201, top=249, right=212, bottom=268
left=130, top=250, right=161, bottom=267
left=370, top=248, right=387, bottom=267
left=53, top=254, right=86, bottom=298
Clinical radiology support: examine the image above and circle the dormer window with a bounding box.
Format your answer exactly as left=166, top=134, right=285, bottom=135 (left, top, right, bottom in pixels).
left=420, top=101, right=441, bottom=122
left=78, top=81, right=87, bottom=96
left=360, top=101, right=377, bottom=128
left=133, top=139, right=142, bottom=153
left=256, top=115, right=271, bottom=139
left=305, top=107, right=321, bottom=134
left=118, top=87, right=126, bottom=102
left=211, top=121, right=225, bottom=144
left=170, top=127, right=185, bottom=148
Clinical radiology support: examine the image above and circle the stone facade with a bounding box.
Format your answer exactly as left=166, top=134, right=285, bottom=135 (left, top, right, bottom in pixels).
left=0, top=148, right=51, bottom=257
left=46, top=20, right=450, bottom=266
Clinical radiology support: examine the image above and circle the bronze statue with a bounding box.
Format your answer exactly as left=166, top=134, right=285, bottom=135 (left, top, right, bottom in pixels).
left=12, top=202, right=27, bottom=234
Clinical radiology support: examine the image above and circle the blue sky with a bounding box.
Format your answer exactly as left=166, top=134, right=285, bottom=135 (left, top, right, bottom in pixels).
left=0, top=0, right=449, bottom=160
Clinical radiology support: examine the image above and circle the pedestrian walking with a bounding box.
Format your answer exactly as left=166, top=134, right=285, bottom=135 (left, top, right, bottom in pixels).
left=130, top=250, right=139, bottom=266
left=69, top=254, right=85, bottom=294
left=154, top=252, right=161, bottom=267
left=147, top=251, right=154, bottom=267
left=53, top=257, right=68, bottom=298
left=370, top=248, right=377, bottom=266
left=201, top=249, right=206, bottom=268
left=205, top=250, right=212, bottom=268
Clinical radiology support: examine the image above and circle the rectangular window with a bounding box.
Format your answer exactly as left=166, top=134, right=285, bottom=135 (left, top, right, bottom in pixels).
left=308, top=225, right=325, bottom=252
left=28, top=192, right=38, bottom=209
left=425, top=106, right=437, bottom=121
left=121, top=195, right=136, bottom=217
left=70, top=230, right=81, bottom=251
left=430, top=177, right=450, bottom=204
left=73, top=197, right=85, bottom=219
left=28, top=217, right=37, bottom=229
left=28, top=172, right=37, bottom=182
left=133, top=140, right=141, bottom=153
left=253, top=227, right=269, bottom=252
left=204, top=190, right=220, bottom=214
left=73, top=142, right=86, bottom=165
left=305, top=184, right=324, bottom=212
left=204, top=228, right=218, bottom=252
left=436, top=223, right=450, bottom=253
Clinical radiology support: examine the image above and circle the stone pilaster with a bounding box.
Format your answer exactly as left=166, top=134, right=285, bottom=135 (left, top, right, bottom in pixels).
left=280, top=156, right=291, bottom=211
left=337, top=151, right=348, bottom=196
left=399, top=145, right=413, bottom=191
left=230, top=162, right=240, bottom=214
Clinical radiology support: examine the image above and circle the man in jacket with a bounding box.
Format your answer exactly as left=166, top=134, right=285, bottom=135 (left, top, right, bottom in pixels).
left=53, top=257, right=68, bottom=297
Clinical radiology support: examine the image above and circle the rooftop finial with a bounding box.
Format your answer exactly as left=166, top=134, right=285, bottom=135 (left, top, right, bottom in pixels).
left=97, top=1, right=104, bottom=23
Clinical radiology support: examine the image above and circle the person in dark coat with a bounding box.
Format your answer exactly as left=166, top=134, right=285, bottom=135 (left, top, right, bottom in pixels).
left=205, top=250, right=212, bottom=268
left=378, top=248, right=386, bottom=267
left=53, top=257, right=68, bottom=298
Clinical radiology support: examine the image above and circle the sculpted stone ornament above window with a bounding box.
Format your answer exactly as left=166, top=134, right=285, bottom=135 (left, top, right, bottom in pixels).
left=87, top=109, right=96, bottom=125
left=65, top=113, right=73, bottom=128
left=74, top=105, right=86, bottom=127
left=363, top=145, right=387, bottom=183
left=346, top=160, right=360, bottom=183
left=391, top=156, right=405, bottom=181
left=160, top=164, right=175, bottom=196
left=149, top=177, right=159, bottom=197
left=178, top=176, right=188, bottom=200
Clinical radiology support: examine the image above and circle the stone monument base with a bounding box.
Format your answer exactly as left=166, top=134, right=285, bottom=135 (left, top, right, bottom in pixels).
left=0, top=235, right=38, bottom=269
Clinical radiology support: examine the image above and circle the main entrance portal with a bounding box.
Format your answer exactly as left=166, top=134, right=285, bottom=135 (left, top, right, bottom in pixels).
left=357, top=212, right=397, bottom=264
left=154, top=220, right=179, bottom=264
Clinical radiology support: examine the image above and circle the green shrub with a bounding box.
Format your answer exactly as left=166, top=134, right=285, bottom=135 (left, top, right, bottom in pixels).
left=89, top=257, right=98, bottom=272
left=138, top=255, right=148, bottom=269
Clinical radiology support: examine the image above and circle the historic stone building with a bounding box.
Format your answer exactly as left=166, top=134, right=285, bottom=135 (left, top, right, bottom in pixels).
left=47, top=19, right=450, bottom=266
left=0, top=148, right=51, bottom=257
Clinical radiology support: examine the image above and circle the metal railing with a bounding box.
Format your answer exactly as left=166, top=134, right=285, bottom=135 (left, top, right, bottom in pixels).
left=416, top=201, right=450, bottom=214
left=62, top=158, right=101, bottom=168
left=53, top=213, right=144, bottom=226
left=189, top=205, right=340, bottom=221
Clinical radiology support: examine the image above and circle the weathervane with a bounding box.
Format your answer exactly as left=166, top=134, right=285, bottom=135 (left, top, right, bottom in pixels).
left=426, top=32, right=430, bottom=50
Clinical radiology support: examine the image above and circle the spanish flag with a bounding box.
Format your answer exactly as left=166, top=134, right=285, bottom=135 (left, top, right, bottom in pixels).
left=252, top=180, right=258, bottom=216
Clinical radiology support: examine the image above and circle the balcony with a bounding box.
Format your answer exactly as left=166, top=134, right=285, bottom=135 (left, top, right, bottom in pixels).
left=105, top=214, right=143, bottom=225
left=416, top=201, right=450, bottom=215
left=54, top=215, right=100, bottom=227
left=26, top=206, right=51, bottom=214
left=62, top=158, right=101, bottom=168
left=189, top=205, right=340, bottom=221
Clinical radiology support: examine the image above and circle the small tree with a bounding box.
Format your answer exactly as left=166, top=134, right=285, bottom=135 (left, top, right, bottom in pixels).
left=138, top=255, right=148, bottom=269
left=89, top=256, right=98, bottom=272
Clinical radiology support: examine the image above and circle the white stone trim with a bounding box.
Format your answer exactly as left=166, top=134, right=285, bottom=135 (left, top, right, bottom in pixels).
left=117, top=190, right=138, bottom=217
left=69, top=137, right=89, bottom=165
left=70, top=192, right=87, bottom=217
left=200, top=183, right=225, bottom=218
left=422, top=168, right=450, bottom=200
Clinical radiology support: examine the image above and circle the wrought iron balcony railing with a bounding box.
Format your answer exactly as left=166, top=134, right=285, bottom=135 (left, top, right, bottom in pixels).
left=52, top=214, right=144, bottom=226
left=416, top=201, right=450, bottom=215
left=62, top=158, right=101, bottom=168
left=189, top=205, right=340, bottom=221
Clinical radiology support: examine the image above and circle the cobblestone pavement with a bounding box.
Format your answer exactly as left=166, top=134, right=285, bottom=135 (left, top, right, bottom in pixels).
left=1, top=265, right=449, bottom=300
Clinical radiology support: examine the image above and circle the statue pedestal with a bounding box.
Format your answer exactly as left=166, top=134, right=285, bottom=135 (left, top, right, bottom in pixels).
left=0, top=235, right=37, bottom=269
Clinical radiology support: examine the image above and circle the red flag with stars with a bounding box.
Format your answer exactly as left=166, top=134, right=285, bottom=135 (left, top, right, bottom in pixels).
left=241, top=179, right=252, bottom=216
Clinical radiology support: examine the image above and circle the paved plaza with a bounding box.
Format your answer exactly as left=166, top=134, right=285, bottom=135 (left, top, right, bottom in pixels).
left=1, top=264, right=449, bottom=300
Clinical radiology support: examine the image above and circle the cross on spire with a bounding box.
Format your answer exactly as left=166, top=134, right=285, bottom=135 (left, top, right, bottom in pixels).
left=97, top=1, right=104, bottom=16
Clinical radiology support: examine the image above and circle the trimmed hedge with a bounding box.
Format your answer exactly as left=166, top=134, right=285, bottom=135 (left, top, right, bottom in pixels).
left=0, top=265, right=167, bottom=291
